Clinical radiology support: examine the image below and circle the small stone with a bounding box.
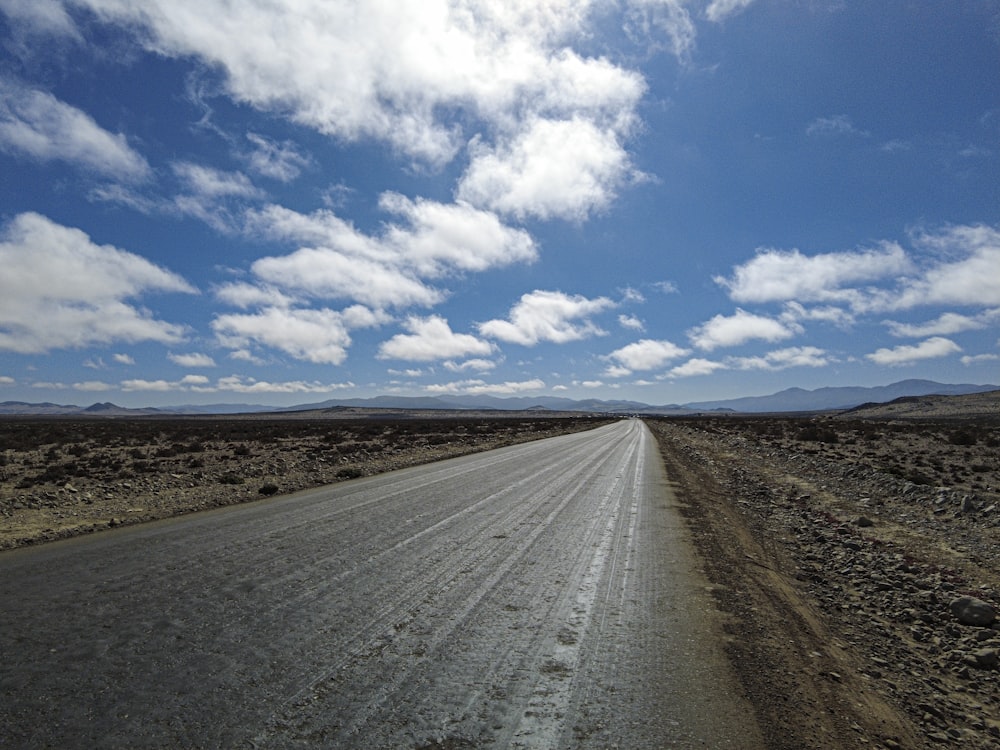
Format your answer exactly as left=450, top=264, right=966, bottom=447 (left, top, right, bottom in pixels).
left=950, top=597, right=996, bottom=627
left=854, top=516, right=874, bottom=527
left=972, top=648, right=998, bottom=669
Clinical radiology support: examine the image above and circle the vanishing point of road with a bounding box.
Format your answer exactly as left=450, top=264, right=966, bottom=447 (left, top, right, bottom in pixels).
left=0, top=419, right=763, bottom=748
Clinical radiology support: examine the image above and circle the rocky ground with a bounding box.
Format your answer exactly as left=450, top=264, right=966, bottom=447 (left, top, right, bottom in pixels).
left=646, top=413, right=999, bottom=749
left=2, top=406, right=998, bottom=748
left=0, top=412, right=610, bottom=550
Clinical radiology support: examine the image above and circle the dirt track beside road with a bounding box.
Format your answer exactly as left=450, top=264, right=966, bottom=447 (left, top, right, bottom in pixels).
left=646, top=416, right=1000, bottom=749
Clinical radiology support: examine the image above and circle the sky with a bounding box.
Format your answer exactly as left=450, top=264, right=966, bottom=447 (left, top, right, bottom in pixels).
left=0, top=0, right=998, bottom=408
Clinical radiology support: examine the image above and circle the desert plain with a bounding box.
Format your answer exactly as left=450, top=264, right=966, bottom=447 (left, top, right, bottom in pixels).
left=1, top=391, right=998, bottom=748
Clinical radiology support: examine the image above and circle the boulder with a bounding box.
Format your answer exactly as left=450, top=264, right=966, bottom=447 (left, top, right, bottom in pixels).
left=950, top=596, right=996, bottom=627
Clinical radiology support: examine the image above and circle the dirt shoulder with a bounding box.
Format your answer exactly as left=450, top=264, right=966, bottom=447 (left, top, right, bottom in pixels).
left=645, top=417, right=1000, bottom=750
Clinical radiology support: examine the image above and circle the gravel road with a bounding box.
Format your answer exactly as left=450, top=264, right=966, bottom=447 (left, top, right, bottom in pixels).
left=0, top=419, right=761, bottom=749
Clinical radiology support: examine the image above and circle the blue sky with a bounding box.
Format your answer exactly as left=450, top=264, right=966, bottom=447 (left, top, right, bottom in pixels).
left=0, top=0, right=998, bottom=408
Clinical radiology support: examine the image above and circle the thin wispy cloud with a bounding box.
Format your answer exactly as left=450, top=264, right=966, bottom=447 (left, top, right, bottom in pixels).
left=0, top=78, right=151, bottom=181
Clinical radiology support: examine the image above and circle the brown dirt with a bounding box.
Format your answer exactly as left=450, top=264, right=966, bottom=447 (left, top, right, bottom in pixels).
left=646, top=414, right=1000, bottom=749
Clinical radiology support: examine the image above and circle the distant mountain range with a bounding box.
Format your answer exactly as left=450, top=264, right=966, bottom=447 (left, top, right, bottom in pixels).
left=1, top=379, right=996, bottom=417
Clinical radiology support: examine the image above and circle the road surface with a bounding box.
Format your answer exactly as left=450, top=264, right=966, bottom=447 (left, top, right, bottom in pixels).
left=0, top=419, right=762, bottom=748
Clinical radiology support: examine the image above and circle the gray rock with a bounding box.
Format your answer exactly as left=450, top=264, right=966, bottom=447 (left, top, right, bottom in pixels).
left=950, top=597, right=997, bottom=627
left=972, top=648, right=998, bottom=669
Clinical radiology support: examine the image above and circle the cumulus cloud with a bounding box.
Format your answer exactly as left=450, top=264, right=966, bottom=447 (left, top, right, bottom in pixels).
left=212, top=305, right=386, bottom=365
left=113, top=353, right=136, bottom=365
left=458, top=117, right=637, bottom=221
left=478, top=290, right=616, bottom=345
left=716, top=244, right=911, bottom=308
left=688, top=309, right=799, bottom=351
left=168, top=352, right=217, bottom=368
left=57, top=0, right=643, bottom=168
left=377, top=315, right=494, bottom=362
left=730, top=346, right=832, bottom=371
left=0, top=78, right=151, bottom=181
left=884, top=309, right=1000, bottom=338
left=961, top=353, right=1000, bottom=365
left=866, top=337, right=962, bottom=366
left=425, top=378, right=546, bottom=396
left=719, top=224, right=1000, bottom=316
left=891, top=225, right=1000, bottom=309
left=604, top=338, right=689, bottom=375
left=443, top=358, right=497, bottom=373
left=122, top=374, right=354, bottom=394
left=669, top=346, right=831, bottom=378
left=669, top=358, right=727, bottom=378
left=618, top=314, right=645, bottom=331
left=240, top=198, right=537, bottom=310
left=0, top=213, right=193, bottom=353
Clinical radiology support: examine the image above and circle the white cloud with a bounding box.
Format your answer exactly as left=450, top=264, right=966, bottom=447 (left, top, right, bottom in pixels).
left=731, top=346, right=832, bottom=371
left=121, top=374, right=354, bottom=394
left=214, top=282, right=295, bottom=310
left=0, top=213, right=193, bottom=353
left=604, top=338, right=689, bottom=375
left=168, top=352, right=217, bottom=368
left=458, top=117, right=636, bottom=221
left=172, top=162, right=262, bottom=200
left=0, top=78, right=151, bottom=181
left=113, top=353, right=136, bottom=365
left=716, top=244, right=911, bottom=308
left=705, top=0, right=756, bottom=22
left=121, top=378, right=175, bottom=392
left=210, top=375, right=355, bottom=394
left=73, top=380, right=114, bottom=392
left=781, top=301, right=856, bottom=329
left=866, top=337, right=962, bottom=366
left=63, top=1, right=642, bottom=165
left=213, top=305, right=385, bottom=365
left=669, top=358, right=727, bottom=378
left=479, top=290, right=615, bottom=345
left=962, top=353, right=1000, bottom=365
left=806, top=114, right=870, bottom=138
left=618, top=314, right=645, bottom=331
left=42, top=1, right=659, bottom=224
left=443, top=358, right=497, bottom=373
left=377, top=315, right=494, bottom=362
left=720, top=224, right=1000, bottom=316
left=0, top=0, right=81, bottom=37
left=243, top=198, right=536, bottom=309
left=244, top=132, right=312, bottom=182
left=425, top=378, right=546, bottom=396
left=624, top=0, right=697, bottom=61
left=891, top=225, right=1000, bottom=309
left=688, top=309, right=799, bottom=351
left=0, top=375, right=15, bottom=386
left=884, top=309, right=1000, bottom=338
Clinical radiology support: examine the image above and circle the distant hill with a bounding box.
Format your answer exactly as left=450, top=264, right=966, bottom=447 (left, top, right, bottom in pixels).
left=683, top=379, right=999, bottom=413
left=2, top=380, right=996, bottom=416
left=840, top=389, right=1000, bottom=421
